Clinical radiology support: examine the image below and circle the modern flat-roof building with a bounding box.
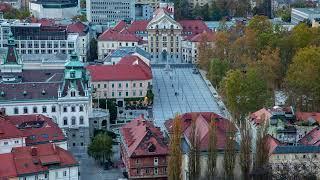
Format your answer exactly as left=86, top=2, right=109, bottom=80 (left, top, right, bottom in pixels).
left=86, top=0, right=135, bottom=24
left=29, top=0, right=79, bottom=19
left=291, top=8, right=320, bottom=24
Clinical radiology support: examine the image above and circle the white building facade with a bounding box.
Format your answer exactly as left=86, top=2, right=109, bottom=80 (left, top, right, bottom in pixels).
left=29, top=1, right=79, bottom=19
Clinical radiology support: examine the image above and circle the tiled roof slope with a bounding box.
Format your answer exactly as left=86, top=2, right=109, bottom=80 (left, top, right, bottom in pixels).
left=67, top=21, right=88, bottom=36
left=5, top=114, right=66, bottom=145
left=299, top=127, right=320, bottom=146
left=120, top=116, right=168, bottom=157
left=87, top=55, right=152, bottom=81
left=179, top=20, right=210, bottom=36
left=98, top=29, right=141, bottom=42
left=164, top=112, right=236, bottom=151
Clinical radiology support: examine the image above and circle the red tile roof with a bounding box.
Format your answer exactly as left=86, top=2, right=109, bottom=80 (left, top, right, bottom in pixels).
left=296, top=112, right=320, bottom=124
left=164, top=112, right=236, bottom=151
left=250, top=108, right=272, bottom=125
left=0, top=117, right=24, bottom=140
left=87, top=55, right=152, bottom=81
left=113, top=20, right=128, bottom=32
left=120, top=116, right=168, bottom=157
left=37, top=18, right=55, bottom=26
left=67, top=21, right=88, bottom=36
left=5, top=114, right=66, bottom=145
left=11, top=143, right=78, bottom=176
left=189, top=31, right=216, bottom=42
left=98, top=29, right=141, bottom=42
left=267, top=134, right=281, bottom=155
left=0, top=153, right=17, bottom=179
left=299, top=127, right=320, bottom=146
left=127, top=20, right=149, bottom=34
left=179, top=20, right=210, bottom=36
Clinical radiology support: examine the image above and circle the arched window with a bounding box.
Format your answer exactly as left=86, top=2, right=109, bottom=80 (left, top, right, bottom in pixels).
left=33, top=106, right=37, bottom=113
left=23, top=107, right=28, bottom=114
left=51, top=106, right=56, bottom=113
left=79, top=116, right=84, bottom=125
left=63, top=117, right=68, bottom=125
left=71, top=116, right=76, bottom=125
left=79, top=105, right=84, bottom=112
left=71, top=106, right=76, bottom=112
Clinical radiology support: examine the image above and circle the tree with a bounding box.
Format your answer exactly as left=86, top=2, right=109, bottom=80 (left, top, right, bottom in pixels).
left=253, top=117, right=270, bottom=179
left=220, top=68, right=271, bottom=119
left=207, top=117, right=218, bottom=178
left=239, top=117, right=252, bottom=180
left=224, top=123, right=236, bottom=179
left=3, top=7, right=30, bottom=20
left=209, top=1, right=222, bottom=21
left=173, top=0, right=191, bottom=20
left=192, top=3, right=202, bottom=19
left=168, top=115, right=182, bottom=180
left=88, top=38, right=98, bottom=61
left=88, top=133, right=113, bottom=164
left=188, top=115, right=200, bottom=180
left=285, top=46, right=320, bottom=111
left=72, top=14, right=87, bottom=22
left=208, top=58, right=230, bottom=88
left=197, top=34, right=214, bottom=70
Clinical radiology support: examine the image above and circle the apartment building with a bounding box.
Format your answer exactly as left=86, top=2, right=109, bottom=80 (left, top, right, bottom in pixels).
left=291, top=8, right=320, bottom=25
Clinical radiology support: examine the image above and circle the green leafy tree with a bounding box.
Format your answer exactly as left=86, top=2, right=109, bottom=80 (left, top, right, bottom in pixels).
left=208, top=58, right=230, bottom=88
left=285, top=46, right=320, bottom=111
left=220, top=68, right=271, bottom=119
left=239, top=118, right=252, bottom=180
left=224, top=123, right=236, bottom=179
left=209, top=1, right=222, bottom=20
left=88, top=133, right=113, bottom=164
left=168, top=115, right=182, bottom=180
left=192, top=3, right=202, bottom=19
left=207, top=117, right=218, bottom=178
left=72, top=14, right=87, bottom=22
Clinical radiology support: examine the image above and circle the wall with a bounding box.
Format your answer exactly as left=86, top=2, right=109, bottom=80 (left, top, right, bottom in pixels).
left=0, top=137, right=25, bottom=154
left=98, top=41, right=138, bottom=59
left=48, top=166, right=79, bottom=180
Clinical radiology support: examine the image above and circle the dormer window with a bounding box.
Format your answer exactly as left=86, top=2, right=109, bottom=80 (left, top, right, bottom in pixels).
left=71, top=91, right=76, bottom=97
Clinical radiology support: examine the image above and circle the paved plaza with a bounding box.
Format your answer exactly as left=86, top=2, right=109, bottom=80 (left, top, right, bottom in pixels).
left=152, top=65, right=225, bottom=129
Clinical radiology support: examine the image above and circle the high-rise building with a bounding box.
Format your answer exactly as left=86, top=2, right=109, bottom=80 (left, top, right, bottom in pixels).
left=86, top=0, right=135, bottom=24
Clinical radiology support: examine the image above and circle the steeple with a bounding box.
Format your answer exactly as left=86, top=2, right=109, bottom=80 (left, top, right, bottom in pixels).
left=0, top=31, right=23, bottom=73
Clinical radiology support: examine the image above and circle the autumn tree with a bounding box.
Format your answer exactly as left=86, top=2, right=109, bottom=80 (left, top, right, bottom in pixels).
left=208, top=58, right=230, bottom=88
left=207, top=117, right=218, bottom=178
left=188, top=115, right=200, bottom=180
left=168, top=115, right=183, bottom=180
left=285, top=46, right=320, bottom=111
left=197, top=34, right=214, bottom=70
left=223, top=123, right=236, bottom=179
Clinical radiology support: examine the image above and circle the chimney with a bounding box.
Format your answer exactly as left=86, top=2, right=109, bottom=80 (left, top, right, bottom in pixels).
left=31, top=147, right=38, bottom=156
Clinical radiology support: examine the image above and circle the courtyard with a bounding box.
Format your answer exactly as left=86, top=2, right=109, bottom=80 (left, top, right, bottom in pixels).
left=152, top=64, right=226, bottom=129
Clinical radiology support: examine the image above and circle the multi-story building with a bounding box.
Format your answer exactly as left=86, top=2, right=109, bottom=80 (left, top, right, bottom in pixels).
left=0, top=22, right=80, bottom=58
left=291, top=8, right=320, bottom=25
left=87, top=55, right=152, bottom=100
left=135, top=0, right=160, bottom=9
left=2, top=0, right=22, bottom=9
left=67, top=21, right=90, bottom=62
left=0, top=112, right=67, bottom=154
left=119, top=115, right=168, bottom=179
left=164, top=112, right=241, bottom=179
left=146, top=8, right=182, bottom=63
left=0, top=34, right=92, bottom=152
left=135, top=3, right=153, bottom=20
left=86, top=0, right=135, bottom=24
left=0, top=143, right=79, bottom=180
left=103, top=46, right=151, bottom=65
left=29, top=0, right=79, bottom=19
left=181, top=31, right=215, bottom=63
left=97, top=28, right=143, bottom=59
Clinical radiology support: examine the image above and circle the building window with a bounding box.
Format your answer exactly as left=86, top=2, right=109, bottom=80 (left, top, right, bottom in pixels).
left=136, top=159, right=139, bottom=164
left=133, top=91, right=136, bottom=96
left=42, top=106, right=47, bottom=113
left=104, top=84, right=107, bottom=88
left=154, top=157, right=158, bottom=164
left=14, top=140, right=19, bottom=144
left=118, top=83, right=121, bottom=88
left=119, top=92, right=122, bottom=97
left=112, top=92, right=115, bottom=97
left=154, top=167, right=158, bottom=175
left=71, top=106, right=76, bottom=112
left=79, top=105, right=84, bottom=112
left=71, top=117, right=76, bottom=125
left=51, top=106, right=56, bottom=113
left=23, top=107, right=28, bottom=114
left=112, top=84, right=114, bottom=88
left=139, top=91, right=143, bottom=96
left=63, top=171, right=67, bottom=177
left=80, top=116, right=84, bottom=125
left=140, top=83, right=142, bottom=87
left=126, top=92, right=128, bottom=96
left=71, top=91, right=76, bottom=97
left=4, top=141, right=8, bottom=145
left=63, top=106, right=67, bottom=112
left=63, top=117, right=68, bottom=125
left=146, top=168, right=150, bottom=174
left=14, top=107, right=19, bottom=114
left=126, top=83, right=128, bottom=88
left=33, top=107, right=37, bottom=113
left=97, top=84, right=100, bottom=88
left=133, top=83, right=136, bottom=88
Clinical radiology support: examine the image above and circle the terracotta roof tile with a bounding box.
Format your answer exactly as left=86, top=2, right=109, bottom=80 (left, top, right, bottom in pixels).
left=296, top=112, right=320, bottom=124
left=0, top=153, right=17, bottom=178
left=0, top=118, right=24, bottom=140
left=87, top=55, right=152, bottom=81
left=120, top=116, right=168, bottom=157
left=98, top=29, right=141, bottom=42
left=299, top=127, right=320, bottom=146
left=113, top=20, right=128, bottom=32
left=179, top=20, right=210, bottom=36
left=127, top=20, right=149, bottom=34
left=67, top=21, right=88, bottom=36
